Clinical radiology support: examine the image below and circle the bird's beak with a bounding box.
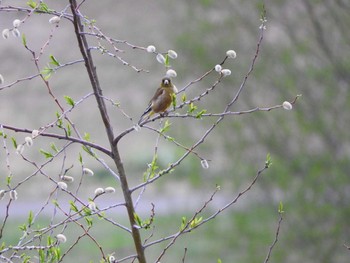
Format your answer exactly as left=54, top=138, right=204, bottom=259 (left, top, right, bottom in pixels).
left=164, top=79, right=169, bottom=85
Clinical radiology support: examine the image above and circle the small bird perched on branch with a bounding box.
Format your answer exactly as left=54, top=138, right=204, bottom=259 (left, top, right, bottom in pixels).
left=138, top=76, right=176, bottom=124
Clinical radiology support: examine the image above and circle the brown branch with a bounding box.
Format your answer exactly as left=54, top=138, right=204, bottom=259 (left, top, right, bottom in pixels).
left=0, top=124, right=112, bottom=157
left=69, top=1, right=146, bottom=262
left=263, top=213, right=283, bottom=263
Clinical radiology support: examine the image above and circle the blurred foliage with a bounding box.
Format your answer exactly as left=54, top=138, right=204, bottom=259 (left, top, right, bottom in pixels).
left=1, top=0, right=350, bottom=262
left=166, top=0, right=350, bottom=262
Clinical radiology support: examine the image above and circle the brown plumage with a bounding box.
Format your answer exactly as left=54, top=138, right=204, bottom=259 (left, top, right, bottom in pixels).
left=139, top=77, right=175, bottom=124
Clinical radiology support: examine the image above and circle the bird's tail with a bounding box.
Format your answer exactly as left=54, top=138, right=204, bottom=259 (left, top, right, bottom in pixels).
left=138, top=106, right=153, bottom=124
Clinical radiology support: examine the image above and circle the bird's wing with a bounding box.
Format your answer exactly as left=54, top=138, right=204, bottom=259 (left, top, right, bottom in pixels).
left=138, top=88, right=164, bottom=123
left=150, top=87, right=165, bottom=104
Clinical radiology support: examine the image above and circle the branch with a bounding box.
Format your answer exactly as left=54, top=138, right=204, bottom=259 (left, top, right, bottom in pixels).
left=69, top=1, right=146, bottom=262
left=0, top=124, right=112, bottom=157
left=263, top=213, right=283, bottom=263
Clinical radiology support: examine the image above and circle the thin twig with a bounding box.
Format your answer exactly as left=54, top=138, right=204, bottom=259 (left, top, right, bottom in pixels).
left=263, top=213, right=284, bottom=263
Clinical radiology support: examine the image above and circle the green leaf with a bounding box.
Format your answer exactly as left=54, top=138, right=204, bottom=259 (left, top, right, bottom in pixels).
left=82, top=145, right=95, bottom=157
left=160, top=120, right=171, bottom=133
left=143, top=155, right=159, bottom=181
left=0, top=131, right=7, bottom=138
left=278, top=201, right=285, bottom=214
left=64, top=95, right=75, bottom=107
left=217, top=259, right=222, bottom=263
left=195, top=109, right=207, bottom=119
left=18, top=224, right=27, bottom=232
left=171, top=93, right=177, bottom=108
left=39, top=249, right=45, bottom=263
left=39, top=149, right=53, bottom=158
left=56, top=112, right=63, bottom=128
left=85, top=216, right=93, bottom=227
left=165, top=54, right=170, bottom=67
left=11, top=137, right=18, bottom=149
left=22, top=255, right=32, bottom=263
left=52, top=199, right=59, bottom=207
left=41, top=66, right=53, bottom=80
left=134, top=212, right=142, bottom=226
left=69, top=201, right=79, bottom=213
left=190, top=216, right=202, bottom=228
left=181, top=93, right=187, bottom=102
left=83, top=207, right=92, bottom=216
left=27, top=211, right=33, bottom=226
left=180, top=216, right=187, bottom=231
left=84, top=132, right=91, bottom=142
left=49, top=55, right=60, bottom=66
left=50, top=142, right=59, bottom=153
left=47, top=235, right=53, bottom=246
left=22, top=33, right=27, bottom=47
left=265, top=152, right=272, bottom=168
left=37, top=2, right=53, bottom=12
left=27, top=0, right=37, bottom=9
left=6, top=175, right=12, bottom=185
left=187, top=102, right=197, bottom=114
left=66, top=124, right=72, bottom=136
left=78, top=153, right=83, bottom=164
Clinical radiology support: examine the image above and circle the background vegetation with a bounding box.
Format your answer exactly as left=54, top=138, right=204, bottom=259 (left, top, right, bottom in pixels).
left=0, top=0, right=349, bottom=262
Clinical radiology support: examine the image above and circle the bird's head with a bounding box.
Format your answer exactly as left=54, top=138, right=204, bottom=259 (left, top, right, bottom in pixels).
left=161, top=77, right=172, bottom=87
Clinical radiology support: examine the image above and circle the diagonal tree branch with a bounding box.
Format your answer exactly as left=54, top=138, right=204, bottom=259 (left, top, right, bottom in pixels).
left=69, top=1, right=146, bottom=262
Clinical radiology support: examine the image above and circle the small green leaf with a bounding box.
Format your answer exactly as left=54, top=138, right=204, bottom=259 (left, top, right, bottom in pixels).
left=18, top=224, right=27, bottom=232
left=265, top=153, right=272, bottom=168
left=11, top=137, right=18, bottom=149
left=190, top=216, right=202, bottom=228
left=56, top=112, right=63, bottom=128
left=49, top=55, right=60, bottom=66
left=41, top=66, right=53, bottom=80
left=171, top=93, right=177, bottom=108
left=22, top=33, right=27, bottom=47
left=0, top=131, right=7, bottom=138
left=187, top=102, right=197, bottom=114
left=27, top=211, right=33, bottom=226
left=22, top=255, right=32, bottom=263
left=143, top=155, right=159, bottom=181
left=69, top=201, right=79, bottom=212
left=64, top=95, right=75, bottom=107
left=134, top=212, right=142, bottom=226
left=47, top=235, right=53, bottom=246
left=78, top=153, right=83, bottom=164
left=50, top=142, right=59, bottom=153
left=66, top=124, right=72, bottom=136
left=217, top=259, right=222, bottom=263
left=52, top=199, right=59, bottom=207
left=83, top=207, right=92, bottom=216
left=278, top=201, right=285, bottom=214
left=195, top=109, right=207, bottom=119
left=84, top=132, right=91, bottom=142
left=180, top=216, right=187, bottom=231
left=181, top=93, right=187, bottom=102
left=165, top=54, right=170, bottom=67
left=27, top=0, right=37, bottom=9
left=38, top=2, right=53, bottom=12
left=6, top=175, right=12, bottom=185
left=39, top=249, right=45, bottom=263
left=85, top=216, right=93, bottom=227
left=82, top=145, right=95, bottom=157
left=160, top=120, right=171, bottom=133
left=39, top=149, right=53, bottom=158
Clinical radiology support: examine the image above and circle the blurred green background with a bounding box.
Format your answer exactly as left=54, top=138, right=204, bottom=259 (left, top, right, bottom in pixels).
left=0, top=0, right=349, bottom=262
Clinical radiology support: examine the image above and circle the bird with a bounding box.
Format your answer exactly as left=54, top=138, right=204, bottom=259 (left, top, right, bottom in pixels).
left=138, top=77, right=176, bottom=124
